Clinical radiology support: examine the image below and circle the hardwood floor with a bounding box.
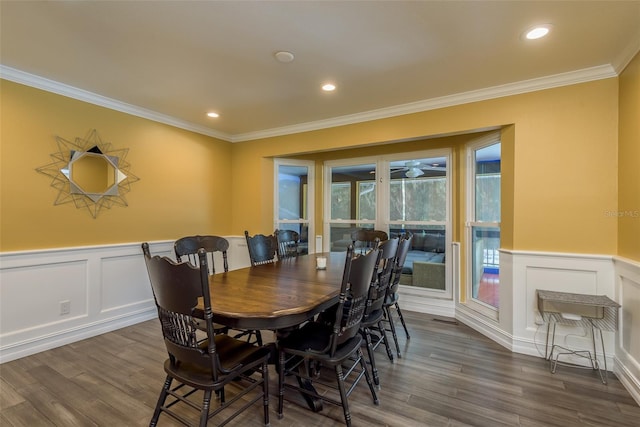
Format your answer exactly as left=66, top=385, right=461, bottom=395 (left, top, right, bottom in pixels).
left=1, top=311, right=638, bottom=426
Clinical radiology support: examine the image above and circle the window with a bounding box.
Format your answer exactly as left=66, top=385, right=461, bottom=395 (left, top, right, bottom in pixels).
left=357, top=181, right=376, bottom=220
left=387, top=156, right=449, bottom=297
left=324, top=152, right=452, bottom=299
left=275, top=160, right=314, bottom=254
left=331, top=182, right=351, bottom=220
left=326, top=162, right=377, bottom=252
left=466, top=137, right=501, bottom=314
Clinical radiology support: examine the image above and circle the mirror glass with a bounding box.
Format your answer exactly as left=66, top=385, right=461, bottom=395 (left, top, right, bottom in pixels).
left=70, top=153, right=117, bottom=194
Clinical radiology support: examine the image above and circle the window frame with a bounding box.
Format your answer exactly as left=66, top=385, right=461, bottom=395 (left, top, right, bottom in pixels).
left=274, top=158, right=315, bottom=253
left=324, top=149, right=453, bottom=299
left=465, top=133, right=501, bottom=320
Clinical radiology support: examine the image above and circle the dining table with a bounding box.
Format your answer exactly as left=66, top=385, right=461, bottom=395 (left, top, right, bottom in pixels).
left=195, top=251, right=348, bottom=413
left=199, top=251, right=346, bottom=330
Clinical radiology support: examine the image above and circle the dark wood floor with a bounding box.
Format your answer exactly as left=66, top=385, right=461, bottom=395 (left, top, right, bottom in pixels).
left=1, top=310, right=638, bottom=426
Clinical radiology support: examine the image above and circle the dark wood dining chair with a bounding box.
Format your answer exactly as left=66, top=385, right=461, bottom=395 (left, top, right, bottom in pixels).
left=351, top=229, right=388, bottom=253
left=174, top=235, right=229, bottom=274
left=275, top=229, right=300, bottom=259
left=277, top=244, right=380, bottom=427
left=383, top=233, right=413, bottom=357
left=176, top=234, right=262, bottom=342
left=245, top=230, right=278, bottom=266
left=142, top=243, right=270, bottom=427
left=360, top=236, right=399, bottom=386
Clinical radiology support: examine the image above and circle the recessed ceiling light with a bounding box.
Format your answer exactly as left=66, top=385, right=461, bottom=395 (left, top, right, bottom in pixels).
left=207, top=112, right=219, bottom=118
left=274, top=51, right=295, bottom=63
left=525, top=25, right=552, bottom=40
left=322, top=83, right=336, bottom=92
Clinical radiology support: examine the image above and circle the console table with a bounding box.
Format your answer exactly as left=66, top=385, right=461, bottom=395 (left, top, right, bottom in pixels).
left=537, top=290, right=620, bottom=384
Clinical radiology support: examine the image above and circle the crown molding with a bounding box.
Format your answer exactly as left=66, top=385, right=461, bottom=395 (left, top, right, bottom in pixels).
left=0, top=65, right=233, bottom=142
left=612, top=41, right=640, bottom=75
left=1, top=63, right=617, bottom=144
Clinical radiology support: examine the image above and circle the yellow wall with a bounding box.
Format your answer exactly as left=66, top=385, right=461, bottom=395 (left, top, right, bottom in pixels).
left=1, top=75, right=627, bottom=259
left=0, top=80, right=233, bottom=251
left=232, top=79, right=619, bottom=256
left=618, top=52, right=640, bottom=260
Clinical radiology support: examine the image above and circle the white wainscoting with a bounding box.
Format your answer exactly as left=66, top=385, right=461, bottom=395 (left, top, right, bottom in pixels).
left=453, top=249, right=639, bottom=405
left=2, top=241, right=638, bottom=403
left=614, top=256, right=640, bottom=405
left=0, top=236, right=251, bottom=363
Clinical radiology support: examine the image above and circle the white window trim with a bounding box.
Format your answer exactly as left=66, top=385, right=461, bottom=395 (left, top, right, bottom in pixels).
left=324, top=149, right=454, bottom=300
left=274, top=158, right=315, bottom=253
left=464, top=132, right=501, bottom=320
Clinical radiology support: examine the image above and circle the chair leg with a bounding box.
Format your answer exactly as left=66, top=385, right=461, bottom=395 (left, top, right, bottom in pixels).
left=358, top=347, right=379, bottom=406
left=377, top=320, right=394, bottom=363
left=199, top=390, right=212, bottom=427
left=150, top=375, right=172, bottom=426
left=334, top=364, right=352, bottom=427
left=384, top=305, right=402, bottom=358
left=261, top=361, right=270, bottom=426
left=277, top=350, right=286, bottom=419
left=362, top=328, right=380, bottom=386
left=395, top=302, right=410, bottom=339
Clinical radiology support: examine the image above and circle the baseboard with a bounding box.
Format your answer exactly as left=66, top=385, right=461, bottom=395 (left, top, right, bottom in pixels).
left=455, top=303, right=514, bottom=351
left=0, top=308, right=157, bottom=363
left=614, top=357, right=640, bottom=406
left=401, top=292, right=455, bottom=318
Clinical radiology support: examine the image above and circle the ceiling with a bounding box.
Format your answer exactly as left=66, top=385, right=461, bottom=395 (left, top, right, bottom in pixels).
left=2, top=1, right=639, bottom=142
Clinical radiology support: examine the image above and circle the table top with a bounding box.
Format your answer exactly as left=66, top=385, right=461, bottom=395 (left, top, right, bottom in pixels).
left=537, top=290, right=620, bottom=308
left=200, top=252, right=346, bottom=330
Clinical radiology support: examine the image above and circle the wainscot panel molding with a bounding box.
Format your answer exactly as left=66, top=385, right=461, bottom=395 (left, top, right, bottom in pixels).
left=613, top=256, right=640, bottom=405
left=399, top=287, right=456, bottom=318
left=2, top=242, right=637, bottom=403
left=0, top=237, right=252, bottom=363
left=455, top=249, right=639, bottom=406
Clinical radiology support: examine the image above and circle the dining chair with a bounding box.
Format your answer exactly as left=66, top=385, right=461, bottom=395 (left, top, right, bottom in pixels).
left=277, top=244, right=380, bottom=427
left=244, top=230, right=278, bottom=266
left=275, top=229, right=300, bottom=259
left=351, top=229, right=388, bottom=253
left=360, top=236, right=399, bottom=386
left=174, top=235, right=229, bottom=274
left=241, top=230, right=280, bottom=345
left=175, top=235, right=265, bottom=344
left=142, top=243, right=270, bottom=427
left=383, top=233, right=413, bottom=357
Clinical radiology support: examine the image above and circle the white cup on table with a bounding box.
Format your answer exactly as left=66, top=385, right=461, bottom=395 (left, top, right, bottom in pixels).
left=316, top=256, right=327, bottom=270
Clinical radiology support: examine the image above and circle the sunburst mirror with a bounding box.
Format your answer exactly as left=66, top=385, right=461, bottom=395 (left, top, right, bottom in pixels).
left=36, top=129, right=139, bottom=218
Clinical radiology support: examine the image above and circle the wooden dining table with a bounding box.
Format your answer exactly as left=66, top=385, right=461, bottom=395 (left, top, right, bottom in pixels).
left=196, top=251, right=348, bottom=413
left=198, top=251, right=347, bottom=332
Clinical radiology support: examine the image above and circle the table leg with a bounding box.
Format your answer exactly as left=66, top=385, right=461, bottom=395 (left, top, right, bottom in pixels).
left=296, top=374, right=323, bottom=412
left=276, top=330, right=324, bottom=413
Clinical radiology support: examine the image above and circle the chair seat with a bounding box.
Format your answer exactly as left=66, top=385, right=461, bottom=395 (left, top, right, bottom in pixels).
left=278, top=321, right=363, bottom=365
left=361, top=309, right=384, bottom=327
left=165, top=334, right=271, bottom=389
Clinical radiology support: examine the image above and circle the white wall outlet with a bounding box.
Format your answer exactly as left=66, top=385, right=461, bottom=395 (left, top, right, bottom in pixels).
left=60, top=300, right=71, bottom=315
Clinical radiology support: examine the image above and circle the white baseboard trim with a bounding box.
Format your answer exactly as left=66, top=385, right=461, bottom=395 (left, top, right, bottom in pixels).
left=0, top=308, right=157, bottom=363
left=455, top=303, right=513, bottom=351
left=614, top=358, right=640, bottom=406
left=401, top=295, right=455, bottom=318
